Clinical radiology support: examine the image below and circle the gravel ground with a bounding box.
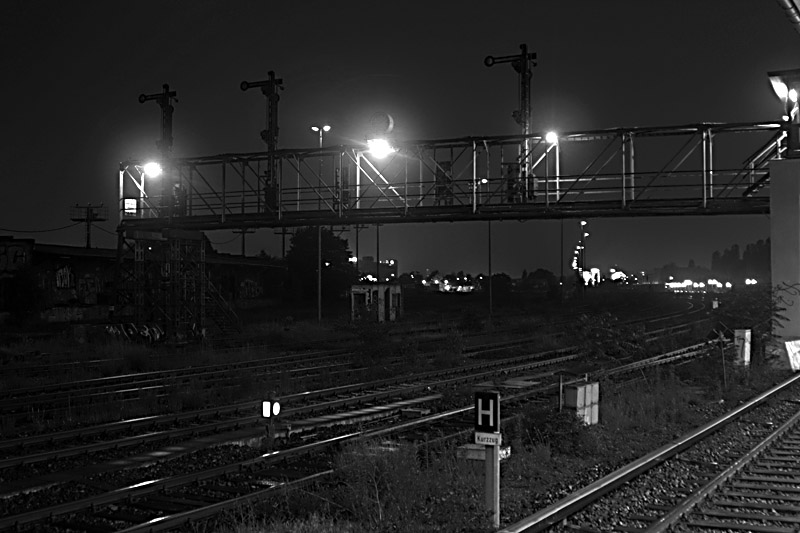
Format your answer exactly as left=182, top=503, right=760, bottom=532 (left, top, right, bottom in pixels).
left=499, top=367, right=799, bottom=532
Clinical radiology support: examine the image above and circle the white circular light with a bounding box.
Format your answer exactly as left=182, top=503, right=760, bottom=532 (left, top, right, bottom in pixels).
left=367, top=138, right=395, bottom=159
left=775, top=81, right=789, bottom=100
left=143, top=162, right=162, bottom=178
left=545, top=131, right=558, bottom=144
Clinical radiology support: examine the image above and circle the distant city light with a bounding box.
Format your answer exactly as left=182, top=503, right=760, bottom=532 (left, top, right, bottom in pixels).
left=725, top=282, right=732, bottom=288
left=324, top=261, right=331, bottom=267
left=143, top=162, right=162, bottom=177
left=367, top=138, right=396, bottom=159
left=480, top=178, right=489, bottom=184
left=348, top=256, right=358, bottom=263
left=745, top=278, right=758, bottom=285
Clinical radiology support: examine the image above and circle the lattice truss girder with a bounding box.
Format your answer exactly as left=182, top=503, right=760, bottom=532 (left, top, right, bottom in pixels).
left=115, top=230, right=209, bottom=337
left=118, top=122, right=783, bottom=229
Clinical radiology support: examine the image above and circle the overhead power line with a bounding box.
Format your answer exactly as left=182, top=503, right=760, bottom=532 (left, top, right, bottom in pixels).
left=0, top=222, right=83, bottom=234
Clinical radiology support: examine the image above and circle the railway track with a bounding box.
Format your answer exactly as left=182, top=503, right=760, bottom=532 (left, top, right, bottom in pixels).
left=0, top=297, right=713, bottom=530
left=0, top=340, right=721, bottom=532
left=499, top=368, right=800, bottom=533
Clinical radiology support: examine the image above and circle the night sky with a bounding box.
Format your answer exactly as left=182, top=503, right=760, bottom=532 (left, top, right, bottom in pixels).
left=1, top=1, right=797, bottom=278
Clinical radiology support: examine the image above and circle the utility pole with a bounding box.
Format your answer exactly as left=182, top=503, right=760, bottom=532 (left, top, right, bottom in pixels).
left=485, top=44, right=537, bottom=196
left=139, top=84, right=177, bottom=216
left=274, top=227, right=292, bottom=258
left=70, top=203, right=108, bottom=248
left=241, top=71, right=284, bottom=214
left=233, top=228, right=254, bottom=256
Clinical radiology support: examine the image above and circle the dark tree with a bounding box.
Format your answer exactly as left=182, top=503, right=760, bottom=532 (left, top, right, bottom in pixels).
left=284, top=227, right=358, bottom=301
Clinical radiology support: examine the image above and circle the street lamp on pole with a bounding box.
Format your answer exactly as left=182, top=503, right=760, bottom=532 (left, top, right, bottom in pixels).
left=310, top=124, right=331, bottom=149
left=310, top=125, right=331, bottom=324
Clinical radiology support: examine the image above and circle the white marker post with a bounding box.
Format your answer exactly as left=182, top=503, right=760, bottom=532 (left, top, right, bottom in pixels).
left=475, top=390, right=501, bottom=528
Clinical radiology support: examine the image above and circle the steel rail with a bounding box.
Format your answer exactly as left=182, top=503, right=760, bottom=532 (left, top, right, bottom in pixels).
left=0, top=338, right=717, bottom=531
left=0, top=348, right=351, bottom=400
left=498, top=371, right=800, bottom=533
left=105, top=341, right=722, bottom=533
left=0, top=346, right=582, bottom=472
left=645, top=406, right=800, bottom=532
left=1, top=303, right=701, bottom=462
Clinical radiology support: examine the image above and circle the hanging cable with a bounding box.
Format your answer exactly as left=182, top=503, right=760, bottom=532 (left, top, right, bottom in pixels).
left=0, top=222, right=83, bottom=233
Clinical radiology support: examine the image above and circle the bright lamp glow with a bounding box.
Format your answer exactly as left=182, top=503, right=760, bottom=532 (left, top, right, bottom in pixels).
left=311, top=124, right=332, bottom=133
left=143, top=162, right=162, bottom=178
left=768, top=69, right=800, bottom=105
left=367, top=138, right=396, bottom=159
left=772, top=79, right=789, bottom=101
left=322, top=124, right=331, bottom=132
left=545, top=131, right=558, bottom=144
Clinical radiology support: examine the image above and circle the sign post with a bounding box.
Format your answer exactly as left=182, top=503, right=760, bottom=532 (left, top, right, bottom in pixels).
left=262, top=398, right=281, bottom=441
left=474, top=390, right=501, bottom=528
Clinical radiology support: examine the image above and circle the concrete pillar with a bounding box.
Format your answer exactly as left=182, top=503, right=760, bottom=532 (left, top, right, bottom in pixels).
left=770, top=158, right=800, bottom=367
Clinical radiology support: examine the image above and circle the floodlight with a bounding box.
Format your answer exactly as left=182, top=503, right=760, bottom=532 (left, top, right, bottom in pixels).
left=768, top=69, right=800, bottom=102
left=545, top=131, right=558, bottom=144
left=768, top=68, right=800, bottom=157
left=367, top=138, right=396, bottom=159
left=143, top=162, right=162, bottom=178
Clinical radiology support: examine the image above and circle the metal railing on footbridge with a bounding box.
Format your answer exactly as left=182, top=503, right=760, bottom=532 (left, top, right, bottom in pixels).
left=118, top=121, right=783, bottom=231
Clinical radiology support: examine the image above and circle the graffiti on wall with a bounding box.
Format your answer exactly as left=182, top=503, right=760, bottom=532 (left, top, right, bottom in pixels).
left=104, top=322, right=206, bottom=344
left=0, top=244, right=29, bottom=278
left=105, top=323, right=166, bottom=344
left=56, top=265, right=75, bottom=289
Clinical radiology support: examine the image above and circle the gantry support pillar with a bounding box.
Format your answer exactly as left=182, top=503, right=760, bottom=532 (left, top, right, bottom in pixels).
left=770, top=158, right=800, bottom=366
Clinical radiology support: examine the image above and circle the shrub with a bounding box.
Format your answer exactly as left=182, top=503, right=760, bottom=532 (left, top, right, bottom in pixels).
left=330, top=440, right=489, bottom=532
